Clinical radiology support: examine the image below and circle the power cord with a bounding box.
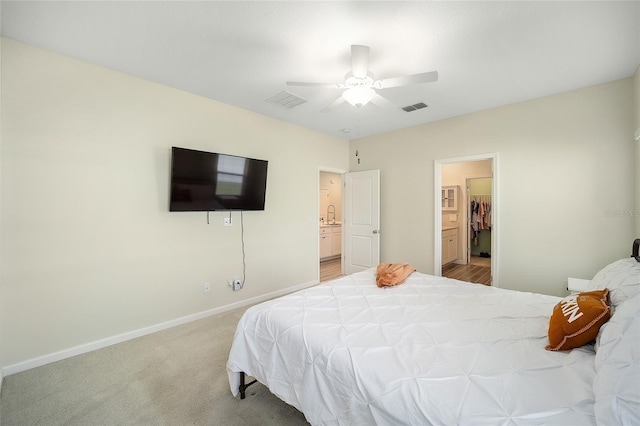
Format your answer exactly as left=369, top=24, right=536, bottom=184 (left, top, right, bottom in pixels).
left=208, top=210, right=247, bottom=289
left=240, top=210, right=246, bottom=288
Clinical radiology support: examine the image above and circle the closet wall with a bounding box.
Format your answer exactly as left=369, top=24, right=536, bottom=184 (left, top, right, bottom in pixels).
left=469, top=178, right=492, bottom=257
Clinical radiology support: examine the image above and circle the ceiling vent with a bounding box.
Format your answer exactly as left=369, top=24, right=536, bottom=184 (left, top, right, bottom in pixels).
left=265, top=90, right=307, bottom=109
left=401, top=102, right=428, bottom=112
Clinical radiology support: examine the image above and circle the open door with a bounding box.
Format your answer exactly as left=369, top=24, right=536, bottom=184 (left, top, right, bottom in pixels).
left=344, top=170, right=380, bottom=275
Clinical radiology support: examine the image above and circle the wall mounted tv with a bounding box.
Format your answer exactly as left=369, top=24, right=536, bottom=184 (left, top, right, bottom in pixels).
left=169, top=147, right=268, bottom=211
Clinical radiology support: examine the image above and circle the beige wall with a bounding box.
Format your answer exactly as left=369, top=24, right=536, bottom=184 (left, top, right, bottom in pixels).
left=0, top=39, right=349, bottom=369
left=350, top=78, right=635, bottom=297
left=634, top=66, right=640, bottom=236
left=0, top=32, right=4, bottom=387
left=442, top=160, right=492, bottom=188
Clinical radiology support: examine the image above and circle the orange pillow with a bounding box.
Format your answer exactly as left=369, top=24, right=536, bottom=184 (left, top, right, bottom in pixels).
left=546, top=289, right=611, bottom=351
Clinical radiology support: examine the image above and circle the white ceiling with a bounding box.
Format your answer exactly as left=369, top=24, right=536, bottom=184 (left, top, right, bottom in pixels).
left=2, top=1, right=639, bottom=139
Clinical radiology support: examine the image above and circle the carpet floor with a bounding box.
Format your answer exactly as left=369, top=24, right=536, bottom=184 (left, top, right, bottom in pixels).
left=0, top=306, right=309, bottom=425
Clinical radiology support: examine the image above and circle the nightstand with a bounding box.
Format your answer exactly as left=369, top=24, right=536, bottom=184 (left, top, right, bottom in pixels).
left=567, top=277, right=592, bottom=294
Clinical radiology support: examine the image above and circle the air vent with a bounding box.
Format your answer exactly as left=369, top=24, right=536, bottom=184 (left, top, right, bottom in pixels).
left=265, top=90, right=307, bottom=109
left=401, top=102, right=428, bottom=112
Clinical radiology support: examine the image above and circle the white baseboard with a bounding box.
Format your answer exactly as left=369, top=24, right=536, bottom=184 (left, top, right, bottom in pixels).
left=1, top=279, right=318, bottom=377
left=0, top=369, right=3, bottom=423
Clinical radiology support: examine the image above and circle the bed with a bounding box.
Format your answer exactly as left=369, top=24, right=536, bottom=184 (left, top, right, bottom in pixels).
left=227, top=241, right=640, bottom=425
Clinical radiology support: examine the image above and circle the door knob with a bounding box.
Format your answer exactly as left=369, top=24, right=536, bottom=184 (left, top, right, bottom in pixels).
left=373, top=230, right=380, bottom=234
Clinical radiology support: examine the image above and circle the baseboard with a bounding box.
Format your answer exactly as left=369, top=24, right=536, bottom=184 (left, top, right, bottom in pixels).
left=1, top=279, right=318, bottom=377
left=0, top=369, right=3, bottom=423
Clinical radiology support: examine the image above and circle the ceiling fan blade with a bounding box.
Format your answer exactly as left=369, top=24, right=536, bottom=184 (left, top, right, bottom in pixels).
left=351, top=45, right=370, bottom=79
left=286, top=81, right=343, bottom=88
left=377, top=71, right=438, bottom=89
left=320, top=96, right=345, bottom=113
left=369, top=93, right=397, bottom=109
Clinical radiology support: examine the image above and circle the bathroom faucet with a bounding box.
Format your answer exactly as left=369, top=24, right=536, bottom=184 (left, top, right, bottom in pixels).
left=327, top=205, right=336, bottom=224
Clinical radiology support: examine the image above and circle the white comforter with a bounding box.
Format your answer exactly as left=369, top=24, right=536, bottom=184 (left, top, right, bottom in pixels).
left=227, top=269, right=596, bottom=425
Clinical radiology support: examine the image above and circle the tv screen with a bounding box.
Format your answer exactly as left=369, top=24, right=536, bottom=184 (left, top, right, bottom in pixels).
left=169, top=147, right=268, bottom=211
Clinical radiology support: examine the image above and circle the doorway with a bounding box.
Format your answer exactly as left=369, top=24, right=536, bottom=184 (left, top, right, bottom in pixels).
left=319, top=170, right=344, bottom=282
left=318, top=168, right=381, bottom=282
left=434, top=154, right=498, bottom=286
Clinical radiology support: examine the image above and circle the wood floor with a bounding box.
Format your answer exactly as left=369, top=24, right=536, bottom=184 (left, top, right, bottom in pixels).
left=320, top=258, right=343, bottom=282
left=321, top=257, right=490, bottom=286
left=442, top=256, right=492, bottom=286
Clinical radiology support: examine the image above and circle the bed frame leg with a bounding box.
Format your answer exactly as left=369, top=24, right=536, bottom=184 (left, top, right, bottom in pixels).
left=238, top=372, right=257, bottom=400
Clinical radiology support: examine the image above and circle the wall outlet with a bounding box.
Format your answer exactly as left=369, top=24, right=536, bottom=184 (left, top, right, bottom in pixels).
left=232, top=279, right=242, bottom=291
left=224, top=217, right=232, bottom=226
left=203, top=282, right=210, bottom=293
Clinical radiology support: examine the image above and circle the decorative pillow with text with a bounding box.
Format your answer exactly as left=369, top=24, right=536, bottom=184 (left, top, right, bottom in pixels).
left=546, top=289, right=610, bottom=351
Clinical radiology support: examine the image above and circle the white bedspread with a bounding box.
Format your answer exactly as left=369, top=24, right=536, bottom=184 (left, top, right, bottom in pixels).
left=227, top=269, right=596, bottom=425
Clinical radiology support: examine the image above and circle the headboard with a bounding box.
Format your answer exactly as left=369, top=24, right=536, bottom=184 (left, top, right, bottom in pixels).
left=633, top=238, right=640, bottom=262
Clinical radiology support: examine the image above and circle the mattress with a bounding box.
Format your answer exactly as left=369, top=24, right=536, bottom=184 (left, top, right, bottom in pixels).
left=227, top=269, right=597, bottom=425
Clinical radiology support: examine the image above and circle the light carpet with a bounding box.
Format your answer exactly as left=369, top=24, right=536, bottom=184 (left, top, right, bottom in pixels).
left=0, top=306, right=309, bottom=425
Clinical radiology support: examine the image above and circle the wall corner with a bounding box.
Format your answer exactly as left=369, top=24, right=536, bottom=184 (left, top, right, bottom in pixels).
left=634, top=65, right=640, bottom=236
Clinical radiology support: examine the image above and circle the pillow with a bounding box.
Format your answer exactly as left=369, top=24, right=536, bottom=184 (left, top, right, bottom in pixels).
left=593, top=292, right=640, bottom=425
left=591, top=257, right=640, bottom=308
left=546, top=289, right=611, bottom=351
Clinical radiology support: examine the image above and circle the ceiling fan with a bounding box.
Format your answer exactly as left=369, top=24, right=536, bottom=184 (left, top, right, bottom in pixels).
left=286, top=45, right=438, bottom=109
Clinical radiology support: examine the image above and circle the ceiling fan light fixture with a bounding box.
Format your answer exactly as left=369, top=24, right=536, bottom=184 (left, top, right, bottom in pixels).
left=286, top=45, right=438, bottom=112
left=343, top=87, right=376, bottom=107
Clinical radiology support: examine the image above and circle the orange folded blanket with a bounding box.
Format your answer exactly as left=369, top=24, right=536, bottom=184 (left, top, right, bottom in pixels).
left=376, top=263, right=416, bottom=287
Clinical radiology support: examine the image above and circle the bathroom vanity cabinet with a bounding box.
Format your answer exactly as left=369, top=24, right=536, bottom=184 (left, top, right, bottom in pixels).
left=320, top=225, right=342, bottom=260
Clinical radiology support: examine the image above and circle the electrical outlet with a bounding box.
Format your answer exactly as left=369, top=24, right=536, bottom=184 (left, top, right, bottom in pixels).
left=224, top=217, right=232, bottom=226
left=203, top=282, right=210, bottom=293
left=232, top=279, right=242, bottom=291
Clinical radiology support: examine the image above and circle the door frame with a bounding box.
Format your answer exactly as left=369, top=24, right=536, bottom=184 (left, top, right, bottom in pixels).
left=434, top=153, right=499, bottom=287
left=318, top=166, right=348, bottom=282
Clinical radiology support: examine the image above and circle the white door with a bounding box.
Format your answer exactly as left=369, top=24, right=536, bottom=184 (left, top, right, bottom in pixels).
left=344, top=170, right=380, bottom=275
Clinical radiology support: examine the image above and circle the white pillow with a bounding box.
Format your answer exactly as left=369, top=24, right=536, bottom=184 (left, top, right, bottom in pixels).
left=591, top=257, right=640, bottom=307
left=593, top=293, right=640, bottom=425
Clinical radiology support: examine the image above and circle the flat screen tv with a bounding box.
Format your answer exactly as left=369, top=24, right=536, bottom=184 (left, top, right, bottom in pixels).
left=169, top=147, right=268, bottom=211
